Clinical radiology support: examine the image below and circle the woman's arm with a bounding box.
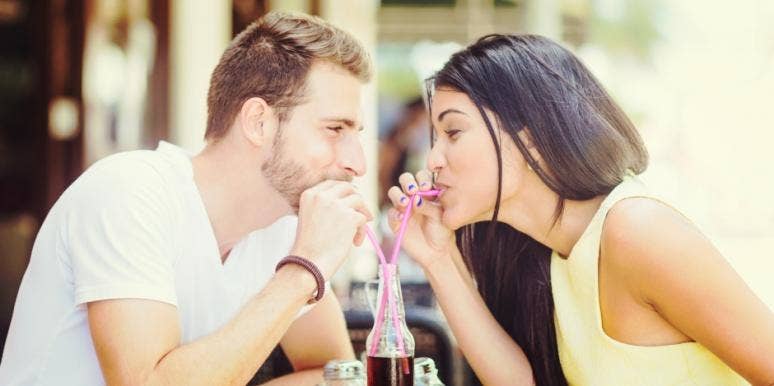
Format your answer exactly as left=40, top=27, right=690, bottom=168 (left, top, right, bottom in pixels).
left=388, top=171, right=535, bottom=385
left=603, top=198, right=774, bottom=385
left=447, top=240, right=477, bottom=291
left=424, top=250, right=536, bottom=385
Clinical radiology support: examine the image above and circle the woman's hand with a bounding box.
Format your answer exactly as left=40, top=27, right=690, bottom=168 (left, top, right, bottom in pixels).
left=386, top=170, right=455, bottom=269
left=387, top=172, right=536, bottom=385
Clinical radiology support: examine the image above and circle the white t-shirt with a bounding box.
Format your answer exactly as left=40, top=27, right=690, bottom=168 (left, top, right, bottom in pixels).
left=0, top=142, right=311, bottom=385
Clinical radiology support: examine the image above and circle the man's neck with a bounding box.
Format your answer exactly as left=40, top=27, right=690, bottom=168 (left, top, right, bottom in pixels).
left=191, top=139, right=292, bottom=261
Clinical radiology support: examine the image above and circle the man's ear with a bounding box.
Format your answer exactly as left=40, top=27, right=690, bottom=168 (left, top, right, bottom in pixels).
left=237, top=97, right=276, bottom=147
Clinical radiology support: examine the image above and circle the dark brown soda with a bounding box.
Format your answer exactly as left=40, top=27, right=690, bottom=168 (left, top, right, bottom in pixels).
left=366, top=356, right=414, bottom=386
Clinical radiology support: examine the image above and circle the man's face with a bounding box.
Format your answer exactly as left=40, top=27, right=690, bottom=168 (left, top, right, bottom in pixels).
left=262, top=62, right=366, bottom=210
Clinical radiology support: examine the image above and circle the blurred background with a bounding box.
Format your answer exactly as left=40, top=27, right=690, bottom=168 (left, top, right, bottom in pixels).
left=1, top=0, right=772, bottom=384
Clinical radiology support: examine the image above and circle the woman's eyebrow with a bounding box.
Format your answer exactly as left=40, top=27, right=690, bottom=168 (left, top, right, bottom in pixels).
left=437, top=108, right=468, bottom=122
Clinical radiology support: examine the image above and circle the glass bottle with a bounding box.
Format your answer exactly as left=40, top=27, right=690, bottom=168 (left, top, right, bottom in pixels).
left=365, top=264, right=415, bottom=386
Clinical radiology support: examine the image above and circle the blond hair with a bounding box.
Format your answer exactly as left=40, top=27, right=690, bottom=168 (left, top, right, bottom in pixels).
left=205, top=11, right=372, bottom=140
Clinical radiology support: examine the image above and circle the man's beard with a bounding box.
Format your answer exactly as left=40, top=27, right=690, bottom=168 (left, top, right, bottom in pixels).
left=262, top=130, right=352, bottom=212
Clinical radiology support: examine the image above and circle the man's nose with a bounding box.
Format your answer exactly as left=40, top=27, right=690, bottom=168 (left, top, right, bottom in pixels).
left=339, top=135, right=366, bottom=177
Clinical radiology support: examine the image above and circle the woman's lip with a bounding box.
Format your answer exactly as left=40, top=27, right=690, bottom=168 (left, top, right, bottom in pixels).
left=433, top=183, right=450, bottom=197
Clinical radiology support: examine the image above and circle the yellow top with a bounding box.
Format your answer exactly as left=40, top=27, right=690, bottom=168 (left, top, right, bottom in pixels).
left=551, top=174, right=748, bottom=385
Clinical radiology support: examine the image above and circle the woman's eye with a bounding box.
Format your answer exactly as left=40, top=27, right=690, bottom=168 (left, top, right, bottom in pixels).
left=327, top=126, right=344, bottom=134
left=445, top=129, right=461, bottom=140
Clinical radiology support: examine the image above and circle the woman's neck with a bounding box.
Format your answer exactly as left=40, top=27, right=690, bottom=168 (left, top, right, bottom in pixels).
left=498, top=186, right=606, bottom=258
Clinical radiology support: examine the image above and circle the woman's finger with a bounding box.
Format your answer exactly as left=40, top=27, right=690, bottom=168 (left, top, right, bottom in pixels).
left=386, top=207, right=402, bottom=232
left=387, top=186, right=409, bottom=209
left=398, top=172, right=419, bottom=195
left=413, top=195, right=443, bottom=220
left=416, top=170, right=434, bottom=192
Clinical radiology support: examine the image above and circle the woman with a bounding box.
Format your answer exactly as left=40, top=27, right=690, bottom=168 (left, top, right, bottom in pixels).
left=387, top=34, right=774, bottom=385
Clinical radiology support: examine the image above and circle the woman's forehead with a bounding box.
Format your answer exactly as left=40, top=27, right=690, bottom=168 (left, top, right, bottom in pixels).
left=431, top=90, right=476, bottom=118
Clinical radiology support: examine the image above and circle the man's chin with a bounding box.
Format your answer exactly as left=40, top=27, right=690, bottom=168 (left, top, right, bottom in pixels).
left=281, top=192, right=301, bottom=214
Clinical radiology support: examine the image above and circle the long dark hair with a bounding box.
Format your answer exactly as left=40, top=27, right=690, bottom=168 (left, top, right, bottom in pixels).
left=427, top=34, right=648, bottom=385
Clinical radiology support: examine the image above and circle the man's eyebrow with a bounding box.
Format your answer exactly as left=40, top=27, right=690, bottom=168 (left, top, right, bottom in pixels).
left=321, top=117, right=363, bottom=131
left=437, top=108, right=468, bottom=122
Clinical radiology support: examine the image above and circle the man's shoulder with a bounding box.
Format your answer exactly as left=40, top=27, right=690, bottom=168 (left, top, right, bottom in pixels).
left=76, top=147, right=189, bottom=196
left=55, top=148, right=190, bottom=224
left=88, top=148, right=178, bottom=181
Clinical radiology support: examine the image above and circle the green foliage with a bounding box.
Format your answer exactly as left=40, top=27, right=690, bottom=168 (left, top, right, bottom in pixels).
left=588, top=0, right=663, bottom=61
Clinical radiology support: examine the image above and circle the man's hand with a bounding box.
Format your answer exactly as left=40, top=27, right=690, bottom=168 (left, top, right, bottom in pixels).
left=291, top=180, right=373, bottom=280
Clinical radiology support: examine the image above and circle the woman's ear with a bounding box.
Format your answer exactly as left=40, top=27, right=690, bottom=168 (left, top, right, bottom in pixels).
left=517, top=126, right=536, bottom=150
left=237, top=97, right=276, bottom=147
left=517, top=126, right=543, bottom=168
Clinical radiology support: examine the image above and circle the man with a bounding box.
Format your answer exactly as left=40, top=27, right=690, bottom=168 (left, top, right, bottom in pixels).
left=0, top=11, right=373, bottom=385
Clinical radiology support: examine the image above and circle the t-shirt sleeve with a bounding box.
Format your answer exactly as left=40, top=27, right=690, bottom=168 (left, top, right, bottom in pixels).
left=65, top=157, right=178, bottom=307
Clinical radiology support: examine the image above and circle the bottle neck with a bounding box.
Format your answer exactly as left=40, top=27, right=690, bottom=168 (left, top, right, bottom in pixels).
left=376, top=264, right=405, bottom=318
left=368, top=263, right=414, bottom=357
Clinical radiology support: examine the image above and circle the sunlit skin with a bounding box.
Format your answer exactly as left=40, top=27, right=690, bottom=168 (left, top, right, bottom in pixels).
left=87, top=62, right=371, bottom=386
left=388, top=88, right=605, bottom=260
left=261, top=61, right=368, bottom=210
left=386, top=87, right=774, bottom=385
left=194, top=61, right=368, bottom=257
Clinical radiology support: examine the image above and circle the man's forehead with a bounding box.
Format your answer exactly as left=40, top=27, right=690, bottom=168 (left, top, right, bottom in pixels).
left=287, top=95, right=364, bottom=128
left=297, top=63, right=366, bottom=128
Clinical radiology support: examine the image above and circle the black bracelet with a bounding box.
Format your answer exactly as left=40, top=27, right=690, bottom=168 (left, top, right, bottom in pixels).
left=275, top=255, right=325, bottom=304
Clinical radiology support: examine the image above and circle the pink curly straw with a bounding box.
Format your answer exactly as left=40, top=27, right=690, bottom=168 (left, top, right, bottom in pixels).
left=365, top=189, right=441, bottom=358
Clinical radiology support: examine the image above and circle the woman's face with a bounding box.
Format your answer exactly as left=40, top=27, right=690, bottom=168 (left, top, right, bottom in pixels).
left=428, top=88, right=531, bottom=230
